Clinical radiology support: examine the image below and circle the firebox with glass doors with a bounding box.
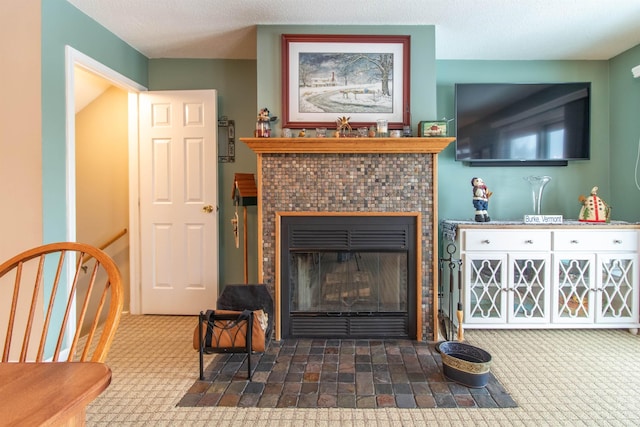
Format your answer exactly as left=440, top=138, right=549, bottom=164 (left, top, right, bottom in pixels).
left=280, top=216, right=417, bottom=339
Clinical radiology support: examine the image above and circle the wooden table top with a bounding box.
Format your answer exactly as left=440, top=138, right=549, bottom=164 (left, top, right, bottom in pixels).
left=0, top=362, right=111, bottom=426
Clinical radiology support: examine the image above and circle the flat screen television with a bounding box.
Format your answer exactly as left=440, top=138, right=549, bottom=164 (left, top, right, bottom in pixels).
left=455, top=83, right=591, bottom=166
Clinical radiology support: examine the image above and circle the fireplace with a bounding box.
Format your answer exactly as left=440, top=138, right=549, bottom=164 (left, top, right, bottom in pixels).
left=240, top=136, right=455, bottom=341
left=281, top=215, right=417, bottom=339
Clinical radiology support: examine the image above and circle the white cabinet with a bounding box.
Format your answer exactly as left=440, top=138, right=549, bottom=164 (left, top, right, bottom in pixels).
left=553, top=252, right=596, bottom=324
left=463, top=230, right=551, bottom=326
left=553, top=230, right=638, bottom=326
left=442, top=222, right=640, bottom=330
left=464, top=252, right=506, bottom=324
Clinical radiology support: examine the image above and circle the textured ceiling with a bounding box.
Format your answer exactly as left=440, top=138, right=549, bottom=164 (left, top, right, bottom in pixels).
left=67, top=0, right=640, bottom=60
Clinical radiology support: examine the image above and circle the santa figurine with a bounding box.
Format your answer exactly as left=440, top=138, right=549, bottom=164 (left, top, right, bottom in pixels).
left=471, top=177, right=493, bottom=222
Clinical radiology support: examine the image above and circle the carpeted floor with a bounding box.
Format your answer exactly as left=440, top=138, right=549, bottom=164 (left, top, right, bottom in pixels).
left=86, top=314, right=640, bottom=425
left=177, top=338, right=516, bottom=409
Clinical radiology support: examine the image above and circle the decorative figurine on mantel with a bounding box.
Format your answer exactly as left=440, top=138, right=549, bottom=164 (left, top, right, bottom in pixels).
left=578, top=186, right=611, bottom=222
left=471, top=177, right=493, bottom=222
left=255, top=107, right=273, bottom=137
left=258, top=107, right=270, bottom=122
left=336, top=116, right=352, bottom=136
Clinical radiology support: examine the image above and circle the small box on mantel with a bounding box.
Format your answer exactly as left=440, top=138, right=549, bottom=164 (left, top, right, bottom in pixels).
left=524, top=215, right=563, bottom=224
left=418, top=121, right=447, bottom=137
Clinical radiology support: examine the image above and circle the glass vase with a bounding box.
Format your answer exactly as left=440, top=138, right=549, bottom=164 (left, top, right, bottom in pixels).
left=523, top=175, right=551, bottom=215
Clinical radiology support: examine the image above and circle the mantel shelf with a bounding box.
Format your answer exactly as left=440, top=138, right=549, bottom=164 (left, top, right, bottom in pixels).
left=239, top=137, right=455, bottom=154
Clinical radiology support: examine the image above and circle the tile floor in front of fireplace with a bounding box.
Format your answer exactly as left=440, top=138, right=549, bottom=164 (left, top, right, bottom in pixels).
left=177, top=338, right=516, bottom=409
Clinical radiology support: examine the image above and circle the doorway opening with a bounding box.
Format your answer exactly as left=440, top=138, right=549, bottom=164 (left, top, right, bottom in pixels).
left=65, top=46, right=147, bottom=314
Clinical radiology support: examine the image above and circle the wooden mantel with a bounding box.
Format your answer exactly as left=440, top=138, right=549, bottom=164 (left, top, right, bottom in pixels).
left=240, top=137, right=455, bottom=154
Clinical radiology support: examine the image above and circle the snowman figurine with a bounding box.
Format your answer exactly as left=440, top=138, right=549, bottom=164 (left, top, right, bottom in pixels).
left=578, top=186, right=610, bottom=222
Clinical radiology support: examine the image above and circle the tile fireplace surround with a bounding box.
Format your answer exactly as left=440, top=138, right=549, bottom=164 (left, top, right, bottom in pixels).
left=241, top=137, right=455, bottom=342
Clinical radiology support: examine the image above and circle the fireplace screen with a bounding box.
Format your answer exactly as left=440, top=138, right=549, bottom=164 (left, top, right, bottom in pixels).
left=290, top=251, right=407, bottom=313
left=281, top=215, right=417, bottom=339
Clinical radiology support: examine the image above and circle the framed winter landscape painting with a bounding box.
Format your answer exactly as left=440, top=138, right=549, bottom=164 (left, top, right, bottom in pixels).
left=281, top=34, right=411, bottom=129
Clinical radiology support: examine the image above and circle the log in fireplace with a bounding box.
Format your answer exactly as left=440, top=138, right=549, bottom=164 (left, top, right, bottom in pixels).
left=280, top=215, right=417, bottom=339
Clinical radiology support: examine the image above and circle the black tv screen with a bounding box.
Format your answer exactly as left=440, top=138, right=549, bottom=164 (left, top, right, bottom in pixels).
left=455, top=83, right=591, bottom=166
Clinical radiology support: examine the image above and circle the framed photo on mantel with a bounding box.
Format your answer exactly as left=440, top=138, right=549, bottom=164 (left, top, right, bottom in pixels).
left=281, top=34, right=411, bottom=129
left=418, top=121, right=447, bottom=137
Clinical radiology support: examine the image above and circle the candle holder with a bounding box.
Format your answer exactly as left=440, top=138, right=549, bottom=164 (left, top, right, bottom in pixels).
left=376, top=119, right=388, bottom=137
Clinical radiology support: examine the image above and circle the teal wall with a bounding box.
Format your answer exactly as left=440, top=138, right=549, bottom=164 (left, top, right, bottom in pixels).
left=610, top=44, right=640, bottom=222
left=148, top=59, right=259, bottom=284
left=436, top=60, right=611, bottom=222
left=42, top=0, right=147, bottom=243
left=44, top=3, right=640, bottom=293
left=256, top=25, right=437, bottom=131
left=42, top=1, right=260, bottom=297
left=41, top=0, right=146, bottom=355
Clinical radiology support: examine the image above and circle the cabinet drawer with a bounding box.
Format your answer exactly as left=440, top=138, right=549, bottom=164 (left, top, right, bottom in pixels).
left=553, top=230, right=638, bottom=251
left=464, top=230, right=551, bottom=251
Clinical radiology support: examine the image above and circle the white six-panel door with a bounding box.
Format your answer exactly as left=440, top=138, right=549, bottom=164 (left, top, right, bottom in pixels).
left=139, top=90, right=218, bottom=314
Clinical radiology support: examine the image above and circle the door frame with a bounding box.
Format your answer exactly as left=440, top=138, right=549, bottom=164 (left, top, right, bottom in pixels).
left=65, top=46, right=147, bottom=314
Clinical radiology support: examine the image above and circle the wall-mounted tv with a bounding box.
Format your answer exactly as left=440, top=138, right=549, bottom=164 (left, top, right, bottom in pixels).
left=455, top=83, right=591, bottom=166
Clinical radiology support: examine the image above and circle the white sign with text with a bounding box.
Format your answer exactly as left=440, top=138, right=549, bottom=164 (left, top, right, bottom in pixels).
left=524, top=215, right=563, bottom=224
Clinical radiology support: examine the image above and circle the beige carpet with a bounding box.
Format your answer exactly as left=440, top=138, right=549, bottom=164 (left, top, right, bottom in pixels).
left=87, top=313, right=640, bottom=426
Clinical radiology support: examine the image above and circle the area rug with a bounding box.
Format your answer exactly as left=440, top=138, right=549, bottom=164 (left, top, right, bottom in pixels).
left=177, top=338, right=517, bottom=409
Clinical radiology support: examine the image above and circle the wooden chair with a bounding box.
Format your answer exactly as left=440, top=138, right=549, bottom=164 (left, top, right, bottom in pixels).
left=0, top=242, right=124, bottom=363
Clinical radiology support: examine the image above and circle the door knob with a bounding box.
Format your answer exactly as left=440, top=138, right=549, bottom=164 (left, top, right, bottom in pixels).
left=202, top=205, right=214, bottom=213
